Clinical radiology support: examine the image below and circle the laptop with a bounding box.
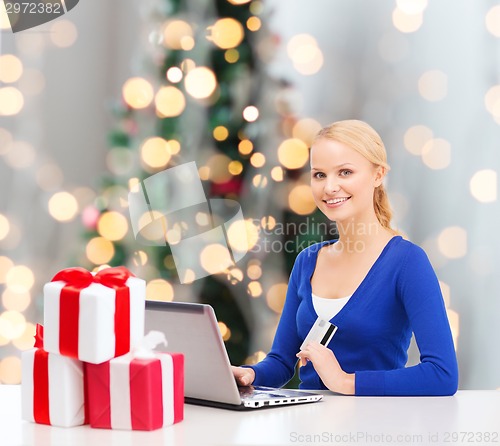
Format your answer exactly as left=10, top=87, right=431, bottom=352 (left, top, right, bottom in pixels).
left=145, top=300, right=323, bottom=410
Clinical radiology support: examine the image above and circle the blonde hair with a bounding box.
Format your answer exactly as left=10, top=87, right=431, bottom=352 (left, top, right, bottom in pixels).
left=313, top=119, right=397, bottom=234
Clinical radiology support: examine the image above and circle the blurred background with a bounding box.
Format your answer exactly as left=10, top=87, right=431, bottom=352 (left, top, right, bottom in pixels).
left=0, top=0, right=499, bottom=390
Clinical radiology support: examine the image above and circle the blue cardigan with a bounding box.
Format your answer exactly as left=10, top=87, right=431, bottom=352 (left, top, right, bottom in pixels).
left=248, top=236, right=459, bottom=396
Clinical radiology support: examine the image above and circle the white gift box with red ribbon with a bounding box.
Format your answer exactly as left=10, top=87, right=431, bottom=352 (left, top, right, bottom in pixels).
left=43, top=266, right=145, bottom=364
left=21, top=325, right=87, bottom=427
left=86, top=331, right=184, bottom=431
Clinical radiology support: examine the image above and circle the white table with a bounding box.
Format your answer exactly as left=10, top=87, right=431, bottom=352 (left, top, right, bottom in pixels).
left=2, top=385, right=499, bottom=446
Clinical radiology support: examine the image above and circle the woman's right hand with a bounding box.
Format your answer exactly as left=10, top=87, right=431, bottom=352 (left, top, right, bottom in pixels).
left=231, top=366, right=255, bottom=387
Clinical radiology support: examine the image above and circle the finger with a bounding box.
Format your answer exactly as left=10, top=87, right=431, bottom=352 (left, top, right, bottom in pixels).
left=296, top=351, right=310, bottom=366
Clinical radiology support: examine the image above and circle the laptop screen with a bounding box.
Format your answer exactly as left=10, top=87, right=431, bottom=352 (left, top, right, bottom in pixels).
left=144, top=301, right=242, bottom=405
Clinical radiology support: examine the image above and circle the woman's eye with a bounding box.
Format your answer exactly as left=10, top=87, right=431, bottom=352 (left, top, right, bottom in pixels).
left=340, top=169, right=352, bottom=176
left=313, top=172, right=326, bottom=179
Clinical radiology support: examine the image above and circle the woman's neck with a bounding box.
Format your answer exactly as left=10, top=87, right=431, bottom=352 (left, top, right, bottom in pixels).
left=333, top=217, right=391, bottom=256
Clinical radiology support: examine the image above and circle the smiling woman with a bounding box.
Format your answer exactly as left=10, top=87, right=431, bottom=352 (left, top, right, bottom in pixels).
left=232, top=119, right=459, bottom=396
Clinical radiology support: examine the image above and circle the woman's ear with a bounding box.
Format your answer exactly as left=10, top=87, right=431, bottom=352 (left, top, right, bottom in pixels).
left=374, top=166, right=386, bottom=188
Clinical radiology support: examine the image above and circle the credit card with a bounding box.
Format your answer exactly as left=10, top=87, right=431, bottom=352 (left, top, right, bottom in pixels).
left=300, top=317, right=338, bottom=350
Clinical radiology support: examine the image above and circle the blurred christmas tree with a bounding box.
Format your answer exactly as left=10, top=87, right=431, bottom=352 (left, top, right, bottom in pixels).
left=74, top=0, right=335, bottom=371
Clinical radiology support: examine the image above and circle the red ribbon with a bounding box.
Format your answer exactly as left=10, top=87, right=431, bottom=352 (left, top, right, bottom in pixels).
left=33, top=324, right=50, bottom=425
left=51, top=266, right=134, bottom=359
left=34, top=323, right=44, bottom=348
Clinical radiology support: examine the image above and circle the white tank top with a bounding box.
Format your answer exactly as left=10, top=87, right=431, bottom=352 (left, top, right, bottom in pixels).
left=312, top=293, right=351, bottom=320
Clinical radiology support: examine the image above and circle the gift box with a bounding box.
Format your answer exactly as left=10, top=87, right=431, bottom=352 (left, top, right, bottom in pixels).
left=21, top=325, right=88, bottom=427
left=43, top=266, right=145, bottom=364
left=86, top=332, right=184, bottom=431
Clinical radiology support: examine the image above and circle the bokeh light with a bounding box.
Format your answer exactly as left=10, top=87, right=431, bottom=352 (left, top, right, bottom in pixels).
left=227, top=219, right=259, bottom=252
left=12, top=322, right=36, bottom=351
left=292, top=118, right=322, bottom=146
left=50, top=20, right=78, bottom=48
left=132, top=250, right=148, bottom=267
left=271, top=166, right=284, bottom=182
left=200, top=243, right=233, bottom=275
left=0, top=0, right=11, bottom=30
left=146, top=279, right=174, bottom=302
left=0, top=256, right=14, bottom=283
left=218, top=321, right=231, bottom=341
left=288, top=184, right=316, bottom=215
left=404, top=125, right=433, bottom=156
left=5, top=265, right=35, bottom=293
left=421, top=138, right=451, bottom=170
left=0, top=87, right=24, bottom=116
left=0, top=214, right=10, bottom=241
left=206, top=153, right=233, bottom=183
left=278, top=138, right=309, bottom=169
left=213, top=125, right=229, bottom=141
left=396, top=0, right=428, bottom=14
left=97, top=211, right=129, bottom=241
left=243, top=105, right=259, bottom=122
left=0, top=356, right=21, bottom=384
left=3, top=140, right=36, bottom=170
left=0, top=311, right=26, bottom=340
left=48, top=191, right=79, bottom=222
left=469, top=169, right=497, bottom=203
left=437, top=226, right=468, bottom=259
left=266, top=283, right=288, bottom=313
left=185, top=67, right=217, bottom=99
left=392, top=8, right=423, bottom=33
left=224, top=49, right=240, bottom=63
left=155, top=86, right=186, bottom=117
left=484, top=84, right=500, bottom=119
left=252, top=174, right=268, bottom=188
left=247, top=281, right=262, bottom=297
left=163, top=20, right=195, bottom=50
left=86, top=237, right=115, bottom=265
left=168, top=139, right=181, bottom=154
left=122, top=77, right=154, bottom=109
left=238, top=139, right=253, bottom=155
left=166, top=67, right=183, bottom=83
left=250, top=152, right=266, bottom=168
left=0, top=55, right=23, bottom=83
left=418, top=70, right=448, bottom=102
left=141, top=137, right=172, bottom=169
left=247, top=263, right=262, bottom=280
left=486, top=5, right=500, bottom=38
left=2, top=289, right=31, bottom=312
left=228, top=160, right=243, bottom=175
left=246, top=16, right=261, bottom=32
left=287, top=34, right=324, bottom=75
left=208, top=18, right=245, bottom=49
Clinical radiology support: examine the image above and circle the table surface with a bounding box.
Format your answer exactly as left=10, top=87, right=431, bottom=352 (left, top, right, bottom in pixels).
left=2, top=385, right=499, bottom=446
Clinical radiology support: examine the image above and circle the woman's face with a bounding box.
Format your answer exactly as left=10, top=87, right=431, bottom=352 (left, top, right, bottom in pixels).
left=310, top=138, right=384, bottom=224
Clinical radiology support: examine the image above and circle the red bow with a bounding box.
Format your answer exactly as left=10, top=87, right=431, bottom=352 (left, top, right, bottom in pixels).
left=51, top=266, right=134, bottom=288
left=51, top=266, right=134, bottom=359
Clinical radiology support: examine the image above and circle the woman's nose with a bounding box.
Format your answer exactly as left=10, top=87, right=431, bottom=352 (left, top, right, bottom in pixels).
left=324, top=178, right=340, bottom=194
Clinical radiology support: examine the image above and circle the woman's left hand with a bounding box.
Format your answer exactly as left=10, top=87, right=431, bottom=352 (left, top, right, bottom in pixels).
left=296, top=341, right=355, bottom=395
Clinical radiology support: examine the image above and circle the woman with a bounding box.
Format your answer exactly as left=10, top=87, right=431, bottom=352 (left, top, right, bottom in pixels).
left=232, top=119, right=458, bottom=396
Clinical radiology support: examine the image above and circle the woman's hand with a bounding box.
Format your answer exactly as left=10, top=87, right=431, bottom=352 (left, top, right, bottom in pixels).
left=231, top=366, right=255, bottom=387
left=296, top=341, right=355, bottom=395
